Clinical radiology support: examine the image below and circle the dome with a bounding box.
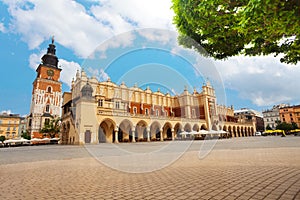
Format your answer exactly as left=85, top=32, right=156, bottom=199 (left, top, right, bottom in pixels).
left=81, top=82, right=93, bottom=97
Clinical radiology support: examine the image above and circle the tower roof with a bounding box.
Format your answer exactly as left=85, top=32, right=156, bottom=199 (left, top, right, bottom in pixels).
left=41, top=37, right=59, bottom=68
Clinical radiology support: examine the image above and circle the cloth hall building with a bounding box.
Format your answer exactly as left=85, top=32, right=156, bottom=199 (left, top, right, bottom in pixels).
left=61, top=70, right=256, bottom=145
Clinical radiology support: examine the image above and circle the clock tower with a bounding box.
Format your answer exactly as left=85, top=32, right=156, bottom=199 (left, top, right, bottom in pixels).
left=28, top=38, right=62, bottom=138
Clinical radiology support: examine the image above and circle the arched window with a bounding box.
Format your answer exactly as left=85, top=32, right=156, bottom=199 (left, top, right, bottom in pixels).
left=47, top=86, right=52, bottom=93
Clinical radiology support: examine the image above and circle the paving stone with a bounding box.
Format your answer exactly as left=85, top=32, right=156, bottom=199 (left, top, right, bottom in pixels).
left=1, top=137, right=300, bottom=199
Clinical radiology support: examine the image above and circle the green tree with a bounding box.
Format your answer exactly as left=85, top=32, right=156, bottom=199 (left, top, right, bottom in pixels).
left=276, top=122, right=293, bottom=132
left=21, top=131, right=31, bottom=140
left=265, top=124, right=272, bottom=130
left=292, top=122, right=299, bottom=129
left=172, top=0, right=300, bottom=64
left=40, top=118, right=61, bottom=138
left=0, top=135, right=5, bottom=142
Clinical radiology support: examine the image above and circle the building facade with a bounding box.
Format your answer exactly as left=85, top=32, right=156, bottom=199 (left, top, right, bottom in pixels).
left=61, top=70, right=256, bottom=145
left=18, top=117, right=26, bottom=137
left=0, top=113, right=21, bottom=139
left=27, top=39, right=62, bottom=138
left=280, top=105, right=300, bottom=128
left=262, top=104, right=288, bottom=130
left=234, top=108, right=263, bottom=132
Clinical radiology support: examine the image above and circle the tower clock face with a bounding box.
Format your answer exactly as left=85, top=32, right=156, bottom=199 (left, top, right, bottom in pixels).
left=47, top=69, right=54, bottom=76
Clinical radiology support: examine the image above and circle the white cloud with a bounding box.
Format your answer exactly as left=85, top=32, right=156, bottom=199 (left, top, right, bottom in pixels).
left=3, top=0, right=175, bottom=58
left=99, top=68, right=110, bottom=81
left=1, top=110, right=12, bottom=115
left=0, top=22, right=5, bottom=32
left=29, top=50, right=44, bottom=70
left=215, top=55, right=300, bottom=106
left=59, top=59, right=81, bottom=87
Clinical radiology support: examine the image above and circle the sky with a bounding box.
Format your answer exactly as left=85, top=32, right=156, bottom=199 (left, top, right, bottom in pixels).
left=0, top=0, right=299, bottom=116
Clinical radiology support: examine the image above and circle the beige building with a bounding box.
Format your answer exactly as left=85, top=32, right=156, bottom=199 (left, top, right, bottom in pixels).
left=61, top=70, right=256, bottom=145
left=0, top=113, right=21, bottom=139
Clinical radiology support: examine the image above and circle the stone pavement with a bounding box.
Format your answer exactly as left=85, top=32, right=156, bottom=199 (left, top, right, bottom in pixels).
left=0, top=136, right=300, bottom=200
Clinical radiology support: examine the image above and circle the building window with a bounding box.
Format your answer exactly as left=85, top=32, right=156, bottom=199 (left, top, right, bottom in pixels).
left=165, top=110, right=168, bottom=116
left=291, top=118, right=293, bottom=121
left=133, top=107, right=137, bottom=114
left=115, top=101, right=120, bottom=109
left=46, top=105, right=50, bottom=113
left=12, top=132, right=16, bottom=138
left=156, top=109, right=159, bottom=116
left=47, top=86, right=52, bottom=93
left=6, top=132, right=9, bottom=138
left=0, top=120, right=2, bottom=124
left=98, top=99, right=103, bottom=107
left=145, top=108, right=149, bottom=116
left=290, top=113, right=292, bottom=117
left=45, top=118, right=50, bottom=126
left=13, top=127, right=16, bottom=131
left=283, top=118, right=285, bottom=122
left=7, top=127, right=10, bottom=131
left=192, top=109, right=195, bottom=117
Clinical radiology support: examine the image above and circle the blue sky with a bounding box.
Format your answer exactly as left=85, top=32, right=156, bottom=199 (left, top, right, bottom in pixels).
left=0, top=0, right=299, bottom=116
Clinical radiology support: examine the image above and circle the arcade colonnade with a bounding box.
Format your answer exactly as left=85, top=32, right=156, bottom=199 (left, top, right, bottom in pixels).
left=80, top=118, right=255, bottom=144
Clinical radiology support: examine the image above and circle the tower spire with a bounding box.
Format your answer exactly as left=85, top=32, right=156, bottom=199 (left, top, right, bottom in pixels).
left=41, top=37, right=59, bottom=68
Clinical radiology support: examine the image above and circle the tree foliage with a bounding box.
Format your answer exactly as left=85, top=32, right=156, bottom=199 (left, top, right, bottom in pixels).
left=276, top=121, right=293, bottom=132
left=40, top=118, right=61, bottom=138
left=292, top=122, right=299, bottom=129
left=172, top=0, right=300, bottom=64
left=265, top=124, right=272, bottom=130
left=21, top=131, right=31, bottom=140
left=0, top=136, right=5, bottom=142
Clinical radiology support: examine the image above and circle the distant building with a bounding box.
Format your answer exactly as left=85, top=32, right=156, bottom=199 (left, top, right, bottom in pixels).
left=234, top=108, right=264, bottom=132
left=27, top=38, right=62, bottom=138
left=262, top=104, right=288, bottom=130
left=280, top=104, right=300, bottom=128
left=18, top=117, right=27, bottom=137
left=61, top=70, right=256, bottom=145
left=0, top=113, right=21, bottom=139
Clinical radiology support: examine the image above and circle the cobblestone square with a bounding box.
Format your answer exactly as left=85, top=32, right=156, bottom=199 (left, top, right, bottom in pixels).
left=0, top=136, right=300, bottom=199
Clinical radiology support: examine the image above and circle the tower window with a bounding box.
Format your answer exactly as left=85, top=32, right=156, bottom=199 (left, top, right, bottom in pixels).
left=156, top=109, right=159, bottom=116
left=47, top=86, right=52, bottom=93
left=133, top=107, right=137, bottom=114
left=46, top=105, right=50, bottom=113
